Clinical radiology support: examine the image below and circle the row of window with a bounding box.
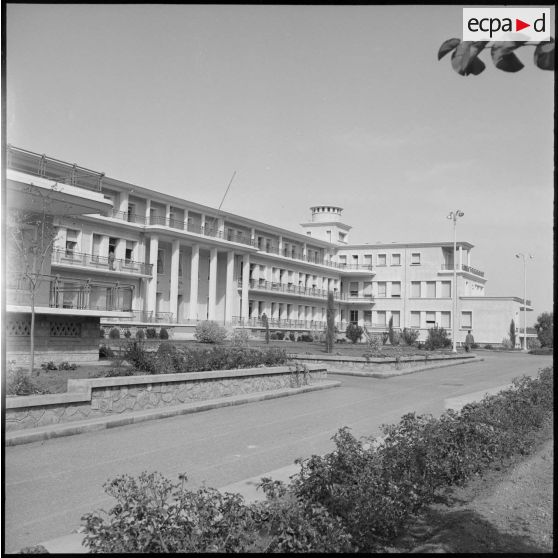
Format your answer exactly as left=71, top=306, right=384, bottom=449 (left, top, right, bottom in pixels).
left=346, top=281, right=451, bottom=298
left=348, top=310, right=473, bottom=329
left=338, top=252, right=421, bottom=266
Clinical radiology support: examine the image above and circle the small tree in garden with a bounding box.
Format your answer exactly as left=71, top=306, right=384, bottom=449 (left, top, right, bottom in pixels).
left=509, top=319, right=516, bottom=349
left=194, top=321, right=227, bottom=344
left=7, top=184, right=60, bottom=376
left=345, top=323, right=363, bottom=344
left=534, top=312, right=553, bottom=348
left=261, top=312, right=270, bottom=344
left=325, top=292, right=335, bottom=353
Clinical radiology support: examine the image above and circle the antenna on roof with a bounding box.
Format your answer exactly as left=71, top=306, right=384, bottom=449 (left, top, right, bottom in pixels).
left=217, top=171, right=237, bottom=212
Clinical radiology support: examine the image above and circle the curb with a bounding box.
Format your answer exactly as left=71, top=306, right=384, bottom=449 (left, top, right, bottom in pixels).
left=5, top=380, right=341, bottom=447
left=328, top=356, right=484, bottom=378
left=444, top=383, right=514, bottom=411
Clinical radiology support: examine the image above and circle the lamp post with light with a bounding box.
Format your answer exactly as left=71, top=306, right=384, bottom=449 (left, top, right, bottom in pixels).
left=515, top=253, right=533, bottom=351
left=447, top=210, right=464, bottom=353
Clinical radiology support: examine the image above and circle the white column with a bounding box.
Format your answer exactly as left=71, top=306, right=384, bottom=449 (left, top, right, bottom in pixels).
left=147, top=235, right=159, bottom=315
left=184, top=209, right=189, bottom=231
left=189, top=244, right=199, bottom=320
left=278, top=236, right=283, bottom=255
left=201, top=214, right=206, bottom=234
left=242, top=254, right=250, bottom=319
left=303, top=242, right=307, bottom=258
left=118, top=191, right=129, bottom=215
left=165, top=204, right=171, bottom=225
left=218, top=218, right=225, bottom=237
left=145, top=199, right=151, bottom=223
left=459, top=245, right=463, bottom=269
left=208, top=247, right=218, bottom=320
left=467, top=250, right=471, bottom=266
left=170, top=239, right=180, bottom=322
left=225, top=250, right=235, bottom=323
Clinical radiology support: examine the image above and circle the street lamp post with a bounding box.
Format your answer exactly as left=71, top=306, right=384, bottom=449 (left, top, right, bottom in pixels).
left=515, top=253, right=533, bottom=351
left=447, top=210, right=464, bottom=353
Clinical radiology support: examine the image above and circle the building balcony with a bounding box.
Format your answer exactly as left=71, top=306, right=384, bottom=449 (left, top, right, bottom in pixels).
left=6, top=272, right=134, bottom=315
left=440, top=263, right=485, bottom=278
left=52, top=249, right=153, bottom=276
left=232, top=316, right=327, bottom=330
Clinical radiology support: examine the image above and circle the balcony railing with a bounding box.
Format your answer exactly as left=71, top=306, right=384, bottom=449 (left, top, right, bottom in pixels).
left=232, top=317, right=327, bottom=330
left=52, top=249, right=153, bottom=275
left=109, top=310, right=175, bottom=323
left=6, top=272, right=134, bottom=312
left=241, top=279, right=374, bottom=302
left=441, top=263, right=485, bottom=277
left=7, top=145, right=105, bottom=192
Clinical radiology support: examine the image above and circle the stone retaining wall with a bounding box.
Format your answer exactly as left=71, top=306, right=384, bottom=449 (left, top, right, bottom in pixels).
left=5, top=365, right=327, bottom=432
left=290, top=353, right=476, bottom=373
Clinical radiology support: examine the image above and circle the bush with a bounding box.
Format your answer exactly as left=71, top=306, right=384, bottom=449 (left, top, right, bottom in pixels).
left=231, top=328, right=251, bottom=347
left=103, top=368, right=135, bottom=377
left=99, top=344, right=115, bottom=359
left=6, top=368, right=45, bottom=396
left=345, top=323, right=363, bottom=344
left=159, top=328, right=169, bottom=340
left=367, top=335, right=382, bottom=353
left=401, top=328, right=420, bottom=346
left=471, top=343, right=479, bottom=349
left=298, top=333, right=313, bottom=342
left=135, top=329, right=146, bottom=341
left=484, top=344, right=493, bottom=350
left=527, top=337, right=541, bottom=350
left=194, top=321, right=228, bottom=344
left=276, top=331, right=285, bottom=341
left=156, top=341, right=178, bottom=373
left=41, top=361, right=58, bottom=371
left=146, top=328, right=157, bottom=339
left=269, top=332, right=278, bottom=340
left=289, top=332, right=295, bottom=342
left=501, top=337, right=513, bottom=349
left=534, top=312, right=553, bottom=348
left=124, top=341, right=158, bottom=374
left=59, top=361, right=77, bottom=371
left=123, top=329, right=132, bottom=339
left=109, top=327, right=121, bottom=340
left=424, top=326, right=451, bottom=350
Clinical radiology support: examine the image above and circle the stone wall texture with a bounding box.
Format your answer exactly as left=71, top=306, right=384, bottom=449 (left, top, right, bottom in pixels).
left=6, top=366, right=327, bottom=432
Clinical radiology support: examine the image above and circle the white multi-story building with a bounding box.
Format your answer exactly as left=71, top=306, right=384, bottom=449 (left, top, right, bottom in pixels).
left=5, top=145, right=532, bottom=363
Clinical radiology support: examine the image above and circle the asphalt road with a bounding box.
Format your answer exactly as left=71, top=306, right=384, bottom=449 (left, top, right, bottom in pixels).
left=3, top=352, right=552, bottom=552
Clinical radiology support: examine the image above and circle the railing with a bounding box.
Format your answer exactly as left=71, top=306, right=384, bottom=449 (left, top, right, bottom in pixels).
left=110, top=310, right=175, bottom=323
left=241, top=279, right=374, bottom=302
left=6, top=272, right=134, bottom=312
left=52, top=249, right=153, bottom=275
left=7, top=145, right=105, bottom=192
left=232, top=317, right=328, bottom=330
left=441, top=263, right=485, bottom=277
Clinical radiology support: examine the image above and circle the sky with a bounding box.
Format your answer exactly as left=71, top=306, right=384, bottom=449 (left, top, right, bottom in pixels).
left=5, top=4, right=554, bottom=320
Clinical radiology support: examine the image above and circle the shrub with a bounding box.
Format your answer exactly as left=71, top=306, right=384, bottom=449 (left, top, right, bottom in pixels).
left=527, top=337, right=541, bottom=350
left=471, top=343, right=479, bottom=349
left=231, top=328, right=251, bottom=347
left=100, top=328, right=105, bottom=339
left=58, top=361, right=77, bottom=371
left=424, top=326, right=451, bottom=350
left=336, top=337, right=347, bottom=344
left=159, top=328, right=169, bottom=340
left=289, top=332, right=295, bottom=342
left=401, top=328, right=420, bottom=346
left=345, top=323, right=363, bottom=344
left=299, top=333, right=313, bottom=342
left=123, top=329, right=132, bottom=339
left=146, top=327, right=157, bottom=339
left=194, top=321, right=227, bottom=344
left=124, top=341, right=158, bottom=374
left=534, top=311, right=553, bottom=348
left=99, top=344, right=115, bottom=359
left=6, top=368, right=45, bottom=396
left=276, top=331, right=285, bottom=341
left=367, top=335, right=382, bottom=353
left=501, top=337, right=513, bottom=349
left=104, top=368, right=135, bottom=377
left=156, top=341, right=178, bottom=373
left=509, top=319, right=516, bottom=349
left=41, top=361, right=58, bottom=371
left=135, top=329, right=146, bottom=341
left=484, top=344, right=493, bottom=350
left=109, top=327, right=121, bottom=340
left=261, top=313, right=270, bottom=344
left=270, top=332, right=278, bottom=340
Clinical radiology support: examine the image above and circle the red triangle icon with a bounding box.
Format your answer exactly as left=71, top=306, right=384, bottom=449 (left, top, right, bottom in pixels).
left=516, top=19, right=530, bottom=32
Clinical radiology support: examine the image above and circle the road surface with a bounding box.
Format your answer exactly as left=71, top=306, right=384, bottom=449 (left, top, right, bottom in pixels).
left=3, top=352, right=551, bottom=552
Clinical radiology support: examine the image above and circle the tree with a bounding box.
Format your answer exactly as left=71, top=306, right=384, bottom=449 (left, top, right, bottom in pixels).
left=345, top=323, right=363, bottom=344
left=509, top=319, right=516, bottom=349
left=438, top=38, right=554, bottom=76
left=325, top=292, right=335, bottom=353
left=7, top=184, right=59, bottom=375
left=261, top=312, right=270, bottom=344
left=534, top=312, right=553, bottom=348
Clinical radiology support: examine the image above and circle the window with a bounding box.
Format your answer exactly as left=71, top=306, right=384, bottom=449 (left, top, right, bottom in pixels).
left=339, top=255, right=347, bottom=266
left=125, top=241, right=135, bottom=263
left=391, top=311, right=400, bottom=328
left=377, top=282, right=387, bottom=297
left=376, top=311, right=386, bottom=326
left=157, top=249, right=164, bottom=274
left=65, top=229, right=79, bottom=256
left=339, top=232, right=346, bottom=242
left=461, top=311, right=472, bottom=329
left=363, top=281, right=373, bottom=297
left=352, top=254, right=359, bottom=265
left=363, top=310, right=372, bottom=324
left=426, top=311, right=436, bottom=325
left=350, top=310, right=359, bottom=323
left=127, top=204, right=135, bottom=222
left=411, top=252, right=421, bottom=265
left=411, top=281, right=421, bottom=298
left=391, top=282, right=401, bottom=297
left=426, top=281, right=436, bottom=298
left=411, top=311, right=421, bottom=327
left=377, top=253, right=387, bottom=266
left=440, top=281, right=451, bottom=298
left=364, top=254, right=372, bottom=267
left=391, top=253, right=401, bottom=266
left=441, top=311, right=451, bottom=328
left=349, top=282, right=359, bottom=297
